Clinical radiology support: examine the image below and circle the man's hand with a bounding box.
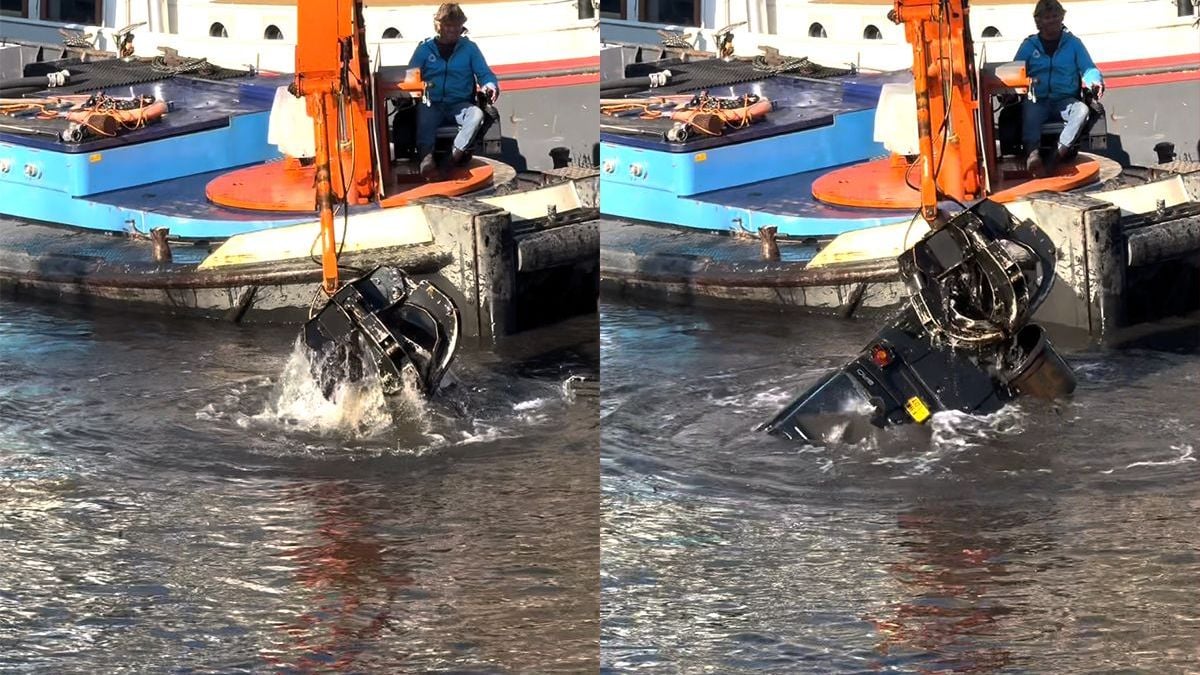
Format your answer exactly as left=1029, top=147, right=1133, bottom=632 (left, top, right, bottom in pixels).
left=482, top=83, right=499, bottom=104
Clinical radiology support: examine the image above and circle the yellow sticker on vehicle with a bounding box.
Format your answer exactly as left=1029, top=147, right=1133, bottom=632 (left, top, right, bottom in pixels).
left=694, top=152, right=707, bottom=163
left=89, top=153, right=102, bottom=163
left=905, top=396, right=931, bottom=423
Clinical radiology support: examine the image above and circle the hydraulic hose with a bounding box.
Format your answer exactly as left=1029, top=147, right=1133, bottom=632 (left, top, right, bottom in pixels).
left=600, top=70, right=673, bottom=94
left=0, top=70, right=71, bottom=91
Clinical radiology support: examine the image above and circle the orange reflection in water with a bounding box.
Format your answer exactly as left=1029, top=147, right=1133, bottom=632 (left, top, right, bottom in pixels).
left=266, top=482, right=413, bottom=673
left=867, top=511, right=1017, bottom=674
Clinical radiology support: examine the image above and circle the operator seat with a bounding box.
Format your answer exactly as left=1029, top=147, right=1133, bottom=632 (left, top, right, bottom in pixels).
left=996, top=92, right=1107, bottom=161
left=389, top=91, right=502, bottom=162
left=1037, top=97, right=1107, bottom=159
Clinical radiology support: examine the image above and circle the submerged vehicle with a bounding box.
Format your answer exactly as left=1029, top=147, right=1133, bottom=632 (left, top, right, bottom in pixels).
left=761, top=199, right=1076, bottom=443
left=760, top=0, right=1086, bottom=441
left=303, top=266, right=460, bottom=398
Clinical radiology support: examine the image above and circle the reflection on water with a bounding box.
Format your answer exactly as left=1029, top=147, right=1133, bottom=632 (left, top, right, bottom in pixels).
left=0, top=300, right=598, bottom=672
left=602, top=300, right=1200, bottom=673
left=265, top=481, right=409, bottom=672
left=868, top=504, right=1021, bottom=673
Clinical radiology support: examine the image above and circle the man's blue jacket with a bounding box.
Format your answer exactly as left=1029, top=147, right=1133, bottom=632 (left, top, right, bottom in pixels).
left=1014, top=30, right=1103, bottom=101
left=408, top=37, right=498, bottom=105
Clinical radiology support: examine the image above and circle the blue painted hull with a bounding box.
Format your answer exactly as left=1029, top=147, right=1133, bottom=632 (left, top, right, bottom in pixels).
left=0, top=73, right=308, bottom=239
left=599, top=70, right=915, bottom=237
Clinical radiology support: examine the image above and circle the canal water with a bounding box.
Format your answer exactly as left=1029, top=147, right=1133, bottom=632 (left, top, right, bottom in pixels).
left=602, top=299, right=1200, bottom=672
left=0, top=299, right=598, bottom=672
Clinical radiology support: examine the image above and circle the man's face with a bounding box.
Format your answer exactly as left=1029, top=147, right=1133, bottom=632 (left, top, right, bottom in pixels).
left=435, top=20, right=464, bottom=44
left=1035, top=9, right=1064, bottom=40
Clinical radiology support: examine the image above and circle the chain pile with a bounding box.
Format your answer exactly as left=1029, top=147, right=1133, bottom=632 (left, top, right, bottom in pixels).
left=150, top=55, right=213, bottom=75
left=601, top=92, right=767, bottom=141
left=78, top=92, right=157, bottom=111
left=751, top=55, right=856, bottom=79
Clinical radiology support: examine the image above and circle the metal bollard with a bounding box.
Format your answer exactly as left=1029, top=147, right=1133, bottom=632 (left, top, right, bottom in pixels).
left=760, top=225, right=780, bottom=261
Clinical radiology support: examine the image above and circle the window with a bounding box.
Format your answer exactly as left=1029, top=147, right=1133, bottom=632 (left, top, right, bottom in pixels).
left=809, top=22, right=826, bottom=38
left=1, top=0, right=28, bottom=19
left=600, top=0, right=625, bottom=20
left=981, top=26, right=1002, bottom=38
left=639, top=0, right=698, bottom=27
left=863, top=25, right=881, bottom=39
left=41, top=0, right=101, bottom=24
left=264, top=24, right=283, bottom=40
left=381, top=27, right=401, bottom=39
left=209, top=22, right=228, bottom=38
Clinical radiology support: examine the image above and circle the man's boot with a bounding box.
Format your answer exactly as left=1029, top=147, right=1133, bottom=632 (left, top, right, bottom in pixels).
left=419, top=153, right=437, bottom=180
left=1026, top=151, right=1044, bottom=178
left=1053, top=144, right=1072, bottom=169
left=451, top=147, right=472, bottom=166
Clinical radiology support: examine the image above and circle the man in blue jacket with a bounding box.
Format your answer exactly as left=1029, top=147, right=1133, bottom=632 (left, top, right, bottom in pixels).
left=409, top=3, right=499, bottom=178
left=1015, top=0, right=1104, bottom=177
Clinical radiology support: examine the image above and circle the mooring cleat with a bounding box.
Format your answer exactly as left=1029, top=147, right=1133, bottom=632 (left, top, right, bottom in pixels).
left=303, top=266, right=460, bottom=399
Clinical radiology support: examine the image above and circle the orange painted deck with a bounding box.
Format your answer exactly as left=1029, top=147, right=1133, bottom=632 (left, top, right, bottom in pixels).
left=206, top=159, right=495, bottom=212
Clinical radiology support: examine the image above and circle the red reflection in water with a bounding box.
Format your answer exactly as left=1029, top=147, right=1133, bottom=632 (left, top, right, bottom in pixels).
left=867, top=512, right=1016, bottom=673
left=265, top=483, right=414, bottom=672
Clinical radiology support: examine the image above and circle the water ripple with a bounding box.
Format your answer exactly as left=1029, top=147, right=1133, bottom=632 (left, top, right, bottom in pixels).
left=0, top=301, right=598, bottom=672
left=602, top=300, right=1200, bottom=672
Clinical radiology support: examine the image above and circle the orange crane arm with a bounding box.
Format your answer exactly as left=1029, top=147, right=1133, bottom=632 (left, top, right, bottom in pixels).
left=292, top=0, right=380, bottom=294
left=890, top=0, right=983, bottom=225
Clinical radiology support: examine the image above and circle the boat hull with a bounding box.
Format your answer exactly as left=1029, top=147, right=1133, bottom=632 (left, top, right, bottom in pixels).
left=0, top=176, right=600, bottom=339
left=602, top=168, right=1200, bottom=342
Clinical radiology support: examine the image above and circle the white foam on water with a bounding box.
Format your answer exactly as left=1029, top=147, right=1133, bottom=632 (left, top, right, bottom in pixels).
left=513, top=396, right=551, bottom=412
left=841, top=394, right=876, bottom=416
left=194, top=402, right=222, bottom=422
left=866, top=405, right=1027, bottom=475
left=1101, top=444, right=1196, bottom=474
left=455, top=422, right=513, bottom=445
left=1069, top=359, right=1116, bottom=381
left=749, top=386, right=798, bottom=408
left=449, top=377, right=585, bottom=445
left=249, top=339, right=413, bottom=438
left=192, top=342, right=587, bottom=456
left=929, top=405, right=1027, bottom=451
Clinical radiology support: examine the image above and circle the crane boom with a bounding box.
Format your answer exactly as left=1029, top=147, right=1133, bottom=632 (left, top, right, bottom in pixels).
left=889, top=0, right=984, bottom=224
left=294, top=0, right=378, bottom=205
left=812, top=0, right=1101, bottom=218
left=289, top=0, right=381, bottom=293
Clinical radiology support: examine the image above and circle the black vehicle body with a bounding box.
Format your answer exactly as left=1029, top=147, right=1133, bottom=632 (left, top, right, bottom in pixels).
left=762, top=199, right=1077, bottom=443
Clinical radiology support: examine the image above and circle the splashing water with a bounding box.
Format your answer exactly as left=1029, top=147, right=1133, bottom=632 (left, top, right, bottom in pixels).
left=928, top=405, right=1027, bottom=451
left=603, top=300, right=1200, bottom=674
left=253, top=337, right=429, bottom=437
left=0, top=299, right=600, bottom=673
